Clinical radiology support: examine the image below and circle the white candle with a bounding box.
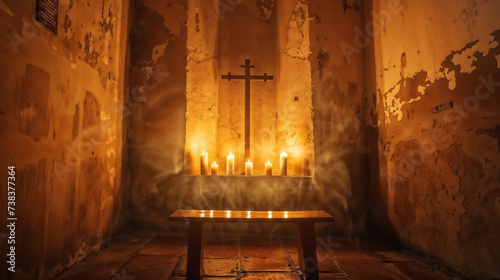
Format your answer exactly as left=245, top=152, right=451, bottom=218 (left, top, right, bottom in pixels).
left=200, top=151, right=208, bottom=175
left=280, top=151, right=287, bottom=175
left=211, top=161, right=218, bottom=175
left=245, top=160, right=253, bottom=176
left=226, top=152, right=234, bottom=175
left=265, top=161, right=272, bottom=176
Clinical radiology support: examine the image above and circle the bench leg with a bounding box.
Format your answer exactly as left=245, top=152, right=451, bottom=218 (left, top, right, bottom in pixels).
left=297, top=222, right=319, bottom=280
left=187, top=221, right=204, bottom=280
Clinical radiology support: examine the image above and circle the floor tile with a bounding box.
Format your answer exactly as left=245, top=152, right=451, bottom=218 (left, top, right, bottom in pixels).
left=386, top=262, right=452, bottom=280
left=241, top=257, right=293, bottom=272
left=337, top=259, right=403, bottom=280
left=204, top=258, right=238, bottom=276
left=242, top=272, right=301, bottom=279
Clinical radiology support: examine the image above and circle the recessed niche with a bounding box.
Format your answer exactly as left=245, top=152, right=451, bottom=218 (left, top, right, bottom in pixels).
left=184, top=0, right=314, bottom=176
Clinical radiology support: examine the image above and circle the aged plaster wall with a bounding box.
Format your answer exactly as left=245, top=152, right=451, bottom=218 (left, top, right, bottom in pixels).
left=183, top=0, right=219, bottom=174
left=275, top=0, right=315, bottom=175
left=365, top=0, right=500, bottom=277
left=127, top=0, right=368, bottom=235
left=308, top=0, right=369, bottom=235
left=0, top=0, right=130, bottom=279
left=127, top=0, right=188, bottom=228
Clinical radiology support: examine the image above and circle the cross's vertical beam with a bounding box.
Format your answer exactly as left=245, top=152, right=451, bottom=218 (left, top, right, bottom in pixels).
left=242, top=59, right=254, bottom=160
left=221, top=59, right=272, bottom=163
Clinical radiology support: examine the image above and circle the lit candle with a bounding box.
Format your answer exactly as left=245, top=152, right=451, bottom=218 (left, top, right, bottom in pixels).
left=200, top=151, right=208, bottom=175
left=268, top=211, right=272, bottom=218
left=245, top=160, right=253, bottom=176
left=247, top=211, right=251, bottom=218
left=280, top=151, right=287, bottom=175
left=265, top=161, right=272, bottom=176
left=227, top=152, right=234, bottom=176
left=284, top=211, right=288, bottom=218
left=209, top=210, right=214, bottom=217
left=211, top=161, right=218, bottom=175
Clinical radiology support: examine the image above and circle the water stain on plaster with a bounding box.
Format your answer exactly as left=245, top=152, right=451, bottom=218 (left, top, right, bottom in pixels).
left=476, top=125, right=500, bottom=151
left=131, top=6, right=170, bottom=66
left=82, top=91, right=100, bottom=131
left=440, top=143, right=500, bottom=275
left=18, top=64, right=50, bottom=141
left=17, top=159, right=47, bottom=277
left=72, top=103, right=80, bottom=140
left=342, top=0, right=360, bottom=13
left=255, top=0, right=274, bottom=21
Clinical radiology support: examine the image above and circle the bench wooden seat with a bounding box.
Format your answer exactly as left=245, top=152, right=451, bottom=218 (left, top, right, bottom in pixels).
left=169, top=210, right=334, bottom=280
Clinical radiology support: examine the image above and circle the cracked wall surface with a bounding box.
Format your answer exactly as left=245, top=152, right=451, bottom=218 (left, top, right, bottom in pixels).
left=0, top=0, right=130, bottom=278
left=365, top=0, right=500, bottom=277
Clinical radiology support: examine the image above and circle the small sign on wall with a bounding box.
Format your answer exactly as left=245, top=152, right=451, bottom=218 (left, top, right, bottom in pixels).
left=36, top=0, right=59, bottom=35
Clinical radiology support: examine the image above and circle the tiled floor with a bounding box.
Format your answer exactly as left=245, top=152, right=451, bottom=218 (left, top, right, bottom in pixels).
left=53, top=231, right=453, bottom=280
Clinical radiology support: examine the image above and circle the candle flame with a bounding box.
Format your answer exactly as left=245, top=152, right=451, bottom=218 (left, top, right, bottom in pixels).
left=281, top=151, right=287, bottom=156
left=284, top=211, right=288, bottom=218
left=247, top=211, right=251, bottom=218
left=268, top=211, right=272, bottom=218
left=209, top=210, right=214, bottom=217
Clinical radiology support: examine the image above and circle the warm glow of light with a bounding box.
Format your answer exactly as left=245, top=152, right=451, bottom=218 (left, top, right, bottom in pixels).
left=247, top=211, right=251, bottom=218
left=281, top=151, right=287, bottom=157
left=226, top=210, right=231, bottom=218
left=265, top=161, right=272, bottom=175
left=245, top=160, right=253, bottom=176
left=209, top=210, right=214, bottom=217
left=201, top=151, right=207, bottom=155
left=211, top=161, right=218, bottom=175
left=227, top=153, right=234, bottom=175
left=284, top=211, right=288, bottom=218
left=268, top=211, right=272, bottom=218
left=200, top=210, right=205, bottom=217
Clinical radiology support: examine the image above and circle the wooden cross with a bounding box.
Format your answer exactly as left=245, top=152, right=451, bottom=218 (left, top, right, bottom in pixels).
left=221, top=59, right=273, bottom=160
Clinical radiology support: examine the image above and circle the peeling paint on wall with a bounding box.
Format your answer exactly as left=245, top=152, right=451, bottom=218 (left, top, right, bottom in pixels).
left=371, top=0, right=500, bottom=277
left=286, top=0, right=310, bottom=59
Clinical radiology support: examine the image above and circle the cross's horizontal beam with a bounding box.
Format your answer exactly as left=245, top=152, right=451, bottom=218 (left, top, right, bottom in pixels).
left=221, top=74, right=273, bottom=81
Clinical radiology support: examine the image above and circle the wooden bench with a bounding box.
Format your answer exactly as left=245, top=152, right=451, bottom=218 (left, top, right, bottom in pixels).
left=169, top=210, right=334, bottom=280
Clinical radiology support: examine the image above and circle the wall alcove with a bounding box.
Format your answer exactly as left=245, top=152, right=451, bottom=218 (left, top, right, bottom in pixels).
left=184, top=0, right=314, bottom=176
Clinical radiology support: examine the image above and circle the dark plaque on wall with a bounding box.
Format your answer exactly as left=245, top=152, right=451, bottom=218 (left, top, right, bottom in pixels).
left=35, top=0, right=59, bottom=35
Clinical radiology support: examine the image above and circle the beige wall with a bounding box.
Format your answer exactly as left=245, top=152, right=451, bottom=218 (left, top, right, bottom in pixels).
left=0, top=0, right=130, bottom=278
left=365, top=0, right=500, bottom=277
